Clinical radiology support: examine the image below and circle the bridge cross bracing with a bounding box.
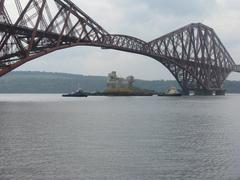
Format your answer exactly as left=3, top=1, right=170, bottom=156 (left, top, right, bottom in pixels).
left=0, top=0, right=239, bottom=95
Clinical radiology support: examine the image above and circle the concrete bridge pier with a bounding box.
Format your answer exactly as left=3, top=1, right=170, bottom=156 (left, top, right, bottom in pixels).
left=215, top=90, right=226, bottom=95
left=191, top=89, right=226, bottom=96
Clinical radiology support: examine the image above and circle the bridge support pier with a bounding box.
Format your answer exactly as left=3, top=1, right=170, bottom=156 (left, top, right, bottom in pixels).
left=215, top=90, right=226, bottom=96
left=191, top=89, right=226, bottom=96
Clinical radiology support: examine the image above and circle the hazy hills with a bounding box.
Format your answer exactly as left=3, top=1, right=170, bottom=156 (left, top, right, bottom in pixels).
left=0, top=71, right=240, bottom=93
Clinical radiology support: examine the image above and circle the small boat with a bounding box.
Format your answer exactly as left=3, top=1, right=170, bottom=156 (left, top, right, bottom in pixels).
left=62, top=89, right=88, bottom=97
left=158, top=93, right=182, bottom=97
left=158, top=87, right=182, bottom=97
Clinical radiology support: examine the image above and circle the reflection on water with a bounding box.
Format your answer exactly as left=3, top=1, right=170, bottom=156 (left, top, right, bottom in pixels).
left=0, top=94, right=240, bottom=180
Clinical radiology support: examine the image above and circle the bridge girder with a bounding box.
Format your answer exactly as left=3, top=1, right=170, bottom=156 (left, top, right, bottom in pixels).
left=0, top=0, right=239, bottom=94
left=148, top=23, right=235, bottom=92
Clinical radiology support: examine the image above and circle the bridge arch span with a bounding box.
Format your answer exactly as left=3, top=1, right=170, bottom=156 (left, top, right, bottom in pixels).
left=0, top=0, right=239, bottom=94
left=0, top=37, right=207, bottom=95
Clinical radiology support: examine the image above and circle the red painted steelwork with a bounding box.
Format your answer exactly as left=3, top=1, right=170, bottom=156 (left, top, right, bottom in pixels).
left=0, top=0, right=239, bottom=94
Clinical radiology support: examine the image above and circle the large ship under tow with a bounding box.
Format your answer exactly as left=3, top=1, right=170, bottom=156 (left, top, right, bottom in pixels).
left=63, top=71, right=155, bottom=97
left=100, top=71, right=154, bottom=96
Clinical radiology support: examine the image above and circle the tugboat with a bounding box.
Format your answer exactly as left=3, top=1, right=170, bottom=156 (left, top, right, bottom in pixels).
left=62, top=89, right=88, bottom=97
left=158, top=87, right=182, bottom=97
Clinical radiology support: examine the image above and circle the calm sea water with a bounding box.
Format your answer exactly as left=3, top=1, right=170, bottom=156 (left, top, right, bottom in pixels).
left=0, top=94, right=240, bottom=180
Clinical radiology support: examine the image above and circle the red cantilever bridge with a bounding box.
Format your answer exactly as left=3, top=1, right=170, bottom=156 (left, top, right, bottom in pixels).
left=0, top=0, right=240, bottom=95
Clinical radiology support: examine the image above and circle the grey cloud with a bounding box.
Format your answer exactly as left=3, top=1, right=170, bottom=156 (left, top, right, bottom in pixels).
left=115, top=0, right=218, bottom=17
left=220, top=0, right=240, bottom=10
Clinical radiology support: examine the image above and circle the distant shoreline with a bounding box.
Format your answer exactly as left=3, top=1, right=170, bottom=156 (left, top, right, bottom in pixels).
left=0, top=71, right=240, bottom=94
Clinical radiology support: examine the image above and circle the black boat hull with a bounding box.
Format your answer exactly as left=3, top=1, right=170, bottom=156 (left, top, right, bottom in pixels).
left=62, top=94, right=88, bottom=97
left=158, top=93, right=182, bottom=97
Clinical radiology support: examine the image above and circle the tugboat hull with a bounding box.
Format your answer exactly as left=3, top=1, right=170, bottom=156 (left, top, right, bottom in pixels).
left=158, top=93, right=182, bottom=97
left=62, top=89, right=88, bottom=97
left=62, top=94, right=88, bottom=97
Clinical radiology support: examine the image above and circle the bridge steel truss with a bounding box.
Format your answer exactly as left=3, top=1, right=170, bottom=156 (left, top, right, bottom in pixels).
left=0, top=0, right=239, bottom=95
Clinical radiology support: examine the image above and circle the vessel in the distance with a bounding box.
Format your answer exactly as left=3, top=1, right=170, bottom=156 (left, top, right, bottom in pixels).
left=158, top=87, right=182, bottom=96
left=101, top=71, right=154, bottom=96
left=62, top=89, right=88, bottom=97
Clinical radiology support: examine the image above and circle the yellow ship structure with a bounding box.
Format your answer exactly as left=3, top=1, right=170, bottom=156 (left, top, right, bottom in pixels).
left=104, top=71, right=153, bottom=96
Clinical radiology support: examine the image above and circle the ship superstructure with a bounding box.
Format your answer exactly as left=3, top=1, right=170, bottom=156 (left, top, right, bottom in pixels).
left=106, top=71, right=135, bottom=93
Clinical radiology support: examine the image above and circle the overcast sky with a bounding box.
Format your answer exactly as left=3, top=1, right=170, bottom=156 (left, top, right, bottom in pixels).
left=16, top=0, right=240, bottom=80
